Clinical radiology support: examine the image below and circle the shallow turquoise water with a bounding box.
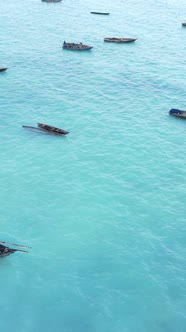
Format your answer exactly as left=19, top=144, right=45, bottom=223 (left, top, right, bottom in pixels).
left=0, top=0, right=186, bottom=331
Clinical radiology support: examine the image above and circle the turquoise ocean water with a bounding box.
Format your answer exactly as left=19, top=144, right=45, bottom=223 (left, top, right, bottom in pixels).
left=0, top=0, right=186, bottom=331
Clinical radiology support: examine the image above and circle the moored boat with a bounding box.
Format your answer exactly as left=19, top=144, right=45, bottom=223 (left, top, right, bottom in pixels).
left=90, top=12, right=110, bottom=15
left=0, top=244, right=28, bottom=257
left=182, top=23, right=186, bottom=26
left=62, top=41, right=93, bottom=50
left=23, top=123, right=69, bottom=135
left=169, top=109, right=186, bottom=118
left=104, top=37, right=137, bottom=43
left=0, top=244, right=18, bottom=257
left=0, top=67, right=8, bottom=72
left=38, top=123, right=69, bottom=135
left=22, top=123, right=69, bottom=136
left=42, top=0, right=62, bottom=2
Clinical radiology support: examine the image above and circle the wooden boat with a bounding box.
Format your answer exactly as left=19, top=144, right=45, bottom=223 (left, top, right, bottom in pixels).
left=90, top=12, right=110, bottom=15
left=0, top=244, right=28, bottom=257
left=169, top=109, right=186, bottom=119
left=182, top=23, right=186, bottom=26
left=23, top=123, right=69, bottom=135
left=62, top=41, right=93, bottom=51
left=0, top=67, right=8, bottom=72
left=104, top=37, right=137, bottom=43
left=0, top=244, right=18, bottom=257
left=38, top=123, right=69, bottom=135
left=42, top=0, right=62, bottom=2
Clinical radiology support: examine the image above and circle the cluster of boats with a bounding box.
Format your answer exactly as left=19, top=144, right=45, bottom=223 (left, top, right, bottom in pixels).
left=62, top=37, right=137, bottom=51
left=1, top=5, right=185, bottom=260
left=41, top=2, right=137, bottom=50
left=61, top=18, right=185, bottom=120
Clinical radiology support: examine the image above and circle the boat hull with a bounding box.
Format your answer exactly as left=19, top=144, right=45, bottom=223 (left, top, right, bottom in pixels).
left=169, top=109, right=186, bottom=119
left=23, top=124, right=69, bottom=136
left=0, top=251, right=16, bottom=258
left=104, top=38, right=137, bottom=43
left=0, top=67, right=8, bottom=72
left=63, top=42, right=93, bottom=51
left=38, top=123, right=69, bottom=135
left=90, top=12, right=110, bottom=15
left=0, top=245, right=17, bottom=258
left=42, top=0, right=62, bottom=2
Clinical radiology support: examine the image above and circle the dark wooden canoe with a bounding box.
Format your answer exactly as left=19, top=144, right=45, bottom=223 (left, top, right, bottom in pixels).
left=0, top=244, right=28, bottom=257
left=38, top=123, right=69, bottom=135
left=0, top=67, right=8, bottom=72
left=90, top=12, right=110, bottom=15
left=104, top=37, right=137, bottom=43
left=23, top=124, right=69, bottom=136
left=42, top=0, right=62, bottom=2
left=169, top=109, right=186, bottom=119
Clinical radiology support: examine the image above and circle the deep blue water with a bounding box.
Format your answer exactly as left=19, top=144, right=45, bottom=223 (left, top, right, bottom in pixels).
left=0, top=0, right=186, bottom=331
